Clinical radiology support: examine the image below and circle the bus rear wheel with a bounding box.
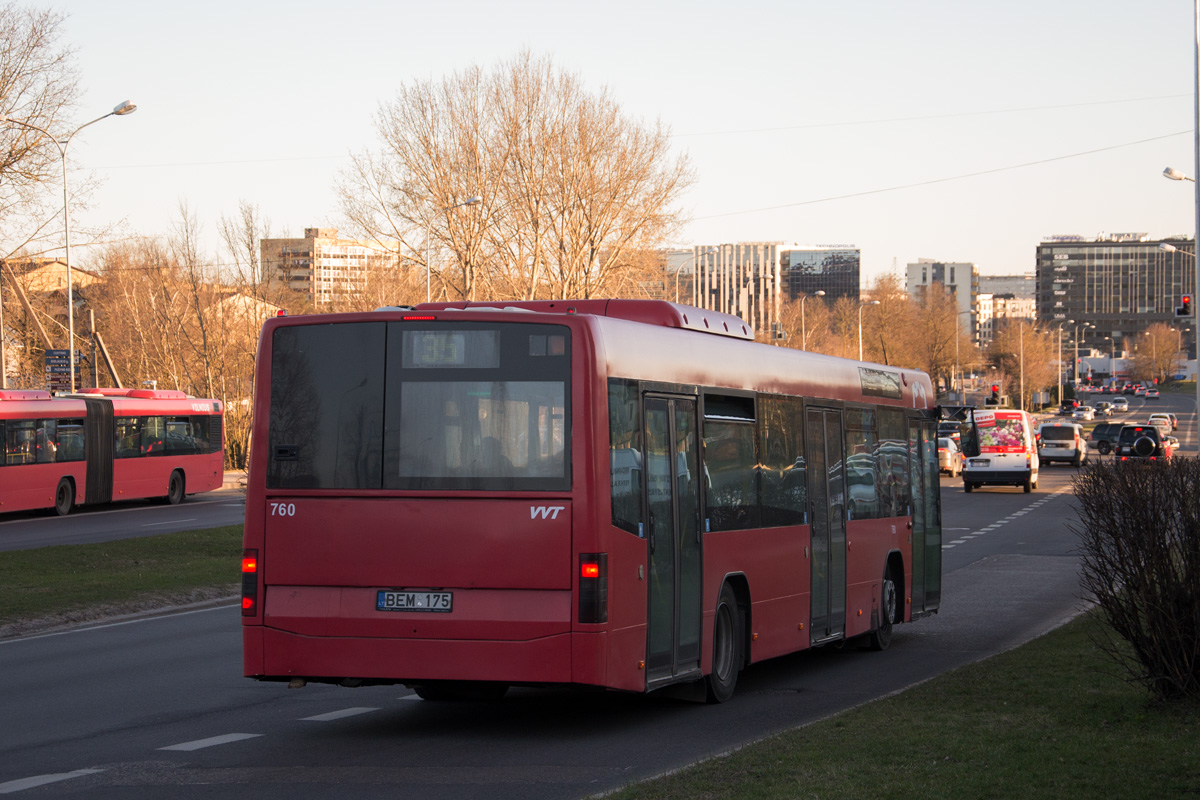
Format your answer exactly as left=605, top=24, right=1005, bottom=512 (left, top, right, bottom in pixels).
left=54, top=478, right=74, bottom=516
left=167, top=470, right=185, bottom=505
left=869, top=567, right=896, bottom=651
left=706, top=584, right=742, bottom=704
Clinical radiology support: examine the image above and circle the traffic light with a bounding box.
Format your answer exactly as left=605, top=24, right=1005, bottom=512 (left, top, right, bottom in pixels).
left=1178, top=294, right=1192, bottom=317
left=991, top=384, right=1000, bottom=402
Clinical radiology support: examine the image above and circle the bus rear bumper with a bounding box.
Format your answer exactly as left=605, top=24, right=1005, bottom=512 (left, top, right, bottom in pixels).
left=245, top=626, right=576, bottom=686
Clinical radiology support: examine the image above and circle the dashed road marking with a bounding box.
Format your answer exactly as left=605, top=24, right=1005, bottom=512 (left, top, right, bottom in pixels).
left=158, top=733, right=262, bottom=752
left=0, top=770, right=103, bottom=794
left=301, top=707, right=379, bottom=722
left=942, top=487, right=1070, bottom=549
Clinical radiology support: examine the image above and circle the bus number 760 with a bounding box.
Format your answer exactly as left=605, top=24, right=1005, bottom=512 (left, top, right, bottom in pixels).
left=270, top=502, right=296, bottom=517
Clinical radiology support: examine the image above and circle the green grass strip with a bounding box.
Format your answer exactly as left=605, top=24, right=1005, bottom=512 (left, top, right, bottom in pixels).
left=604, top=614, right=1199, bottom=799
left=0, top=525, right=242, bottom=622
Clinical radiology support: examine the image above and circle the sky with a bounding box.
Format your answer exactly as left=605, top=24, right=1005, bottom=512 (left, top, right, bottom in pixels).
left=37, top=0, right=1200, bottom=285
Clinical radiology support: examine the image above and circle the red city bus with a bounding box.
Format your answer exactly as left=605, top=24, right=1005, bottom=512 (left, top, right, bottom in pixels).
left=242, top=300, right=942, bottom=702
left=0, top=388, right=224, bottom=515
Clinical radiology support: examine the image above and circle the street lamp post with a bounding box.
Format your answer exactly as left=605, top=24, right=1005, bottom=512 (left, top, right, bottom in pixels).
left=1073, top=323, right=1095, bottom=385
left=425, top=196, right=482, bottom=303
left=858, top=300, right=880, bottom=362
left=1055, top=319, right=1075, bottom=405
left=954, top=310, right=972, bottom=400
left=1161, top=0, right=1200, bottom=421
left=801, top=290, right=825, bottom=350
left=1, top=101, right=137, bottom=392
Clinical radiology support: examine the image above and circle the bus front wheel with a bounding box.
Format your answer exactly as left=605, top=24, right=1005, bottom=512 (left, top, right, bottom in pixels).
left=167, top=471, right=185, bottom=505
left=54, top=478, right=74, bottom=516
left=706, top=584, right=742, bottom=703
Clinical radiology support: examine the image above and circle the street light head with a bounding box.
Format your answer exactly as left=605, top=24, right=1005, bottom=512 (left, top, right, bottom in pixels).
left=869, top=300, right=880, bottom=306
left=815, top=290, right=826, bottom=297
left=1163, top=166, right=1193, bottom=182
left=463, top=195, right=481, bottom=205
left=112, top=100, right=137, bottom=116
left=1159, top=242, right=1178, bottom=253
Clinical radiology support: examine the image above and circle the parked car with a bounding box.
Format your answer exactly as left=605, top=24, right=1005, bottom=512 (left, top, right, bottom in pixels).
left=1145, top=388, right=1160, bottom=399
left=1110, top=397, right=1129, bottom=412
left=1116, top=424, right=1174, bottom=461
left=937, top=437, right=963, bottom=477
left=1037, top=422, right=1088, bottom=466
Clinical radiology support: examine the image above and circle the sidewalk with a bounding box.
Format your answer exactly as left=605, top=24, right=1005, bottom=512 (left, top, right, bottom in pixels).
left=222, top=470, right=247, bottom=490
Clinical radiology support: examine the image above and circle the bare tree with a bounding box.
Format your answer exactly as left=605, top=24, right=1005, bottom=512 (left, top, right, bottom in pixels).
left=0, top=4, right=79, bottom=250
left=338, top=50, right=694, bottom=303
left=1128, top=322, right=1185, bottom=386
left=987, top=319, right=1055, bottom=410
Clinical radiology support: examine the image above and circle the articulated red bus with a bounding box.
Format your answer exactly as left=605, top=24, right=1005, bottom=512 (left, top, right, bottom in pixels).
left=242, top=300, right=942, bottom=702
left=0, top=388, right=224, bottom=515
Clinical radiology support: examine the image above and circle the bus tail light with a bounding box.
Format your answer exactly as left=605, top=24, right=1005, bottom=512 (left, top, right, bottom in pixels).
left=579, top=553, right=608, bottom=624
left=242, top=549, right=259, bottom=617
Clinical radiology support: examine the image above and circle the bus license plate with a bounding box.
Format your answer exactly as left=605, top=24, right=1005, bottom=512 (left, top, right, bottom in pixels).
left=970, top=459, right=990, bottom=467
left=376, top=590, right=453, bottom=613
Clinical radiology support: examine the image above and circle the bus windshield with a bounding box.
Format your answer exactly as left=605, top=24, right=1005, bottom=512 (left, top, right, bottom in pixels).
left=267, top=321, right=570, bottom=491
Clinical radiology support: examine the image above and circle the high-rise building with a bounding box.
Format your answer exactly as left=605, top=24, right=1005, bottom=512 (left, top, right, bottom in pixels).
left=1035, top=233, right=1196, bottom=360
left=780, top=245, right=861, bottom=302
left=905, top=259, right=978, bottom=343
left=260, top=228, right=400, bottom=305
left=692, top=242, right=785, bottom=335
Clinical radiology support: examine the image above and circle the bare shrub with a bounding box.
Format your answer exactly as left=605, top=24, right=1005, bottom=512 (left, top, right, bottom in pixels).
left=1072, top=459, right=1200, bottom=701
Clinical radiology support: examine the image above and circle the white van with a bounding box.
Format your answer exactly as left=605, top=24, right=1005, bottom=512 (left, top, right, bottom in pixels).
left=962, top=409, right=1039, bottom=493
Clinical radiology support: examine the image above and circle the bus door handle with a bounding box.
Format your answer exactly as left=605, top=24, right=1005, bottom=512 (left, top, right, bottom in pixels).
left=648, top=514, right=656, bottom=553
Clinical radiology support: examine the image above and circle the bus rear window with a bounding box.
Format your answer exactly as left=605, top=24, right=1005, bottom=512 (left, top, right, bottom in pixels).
left=267, top=321, right=570, bottom=491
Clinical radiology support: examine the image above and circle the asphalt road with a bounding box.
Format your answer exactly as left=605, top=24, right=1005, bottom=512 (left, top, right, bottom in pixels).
left=0, top=488, right=245, bottom=552
left=0, top=466, right=1092, bottom=799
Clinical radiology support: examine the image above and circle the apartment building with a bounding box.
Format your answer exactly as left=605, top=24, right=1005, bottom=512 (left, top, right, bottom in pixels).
left=260, top=228, right=400, bottom=305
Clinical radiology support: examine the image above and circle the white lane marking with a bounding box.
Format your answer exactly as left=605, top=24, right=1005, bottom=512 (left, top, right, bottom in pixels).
left=0, top=769, right=103, bottom=794
left=399, top=694, right=422, bottom=702
left=159, top=733, right=262, bottom=751
left=0, top=498, right=228, bottom=526
left=301, top=707, right=379, bottom=722
left=0, top=601, right=238, bottom=646
left=942, top=485, right=1071, bottom=551
left=141, top=518, right=197, bottom=527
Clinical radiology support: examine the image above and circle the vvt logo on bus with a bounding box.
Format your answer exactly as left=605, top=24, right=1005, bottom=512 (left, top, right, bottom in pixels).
left=531, top=506, right=565, bottom=520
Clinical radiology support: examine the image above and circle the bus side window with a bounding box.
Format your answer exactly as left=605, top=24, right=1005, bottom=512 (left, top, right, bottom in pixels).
left=115, top=417, right=143, bottom=459
left=758, top=395, right=806, bottom=527
left=57, top=419, right=85, bottom=462
left=141, top=417, right=166, bottom=455
left=35, top=419, right=57, bottom=463
left=608, top=379, right=643, bottom=536
left=703, top=419, right=759, bottom=532
left=5, top=419, right=35, bottom=465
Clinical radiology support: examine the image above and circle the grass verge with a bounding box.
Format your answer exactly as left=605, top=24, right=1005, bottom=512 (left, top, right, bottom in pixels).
left=604, top=613, right=1199, bottom=800
left=0, top=525, right=242, bottom=636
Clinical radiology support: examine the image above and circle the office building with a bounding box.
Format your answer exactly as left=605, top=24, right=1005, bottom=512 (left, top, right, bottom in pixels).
left=692, top=242, right=785, bottom=335
left=1035, top=233, right=1196, bottom=360
left=780, top=245, right=861, bottom=302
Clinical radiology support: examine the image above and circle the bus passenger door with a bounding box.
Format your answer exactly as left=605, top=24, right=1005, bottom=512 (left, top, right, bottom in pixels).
left=805, top=407, right=846, bottom=644
left=909, top=419, right=942, bottom=615
left=644, top=396, right=702, bottom=685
